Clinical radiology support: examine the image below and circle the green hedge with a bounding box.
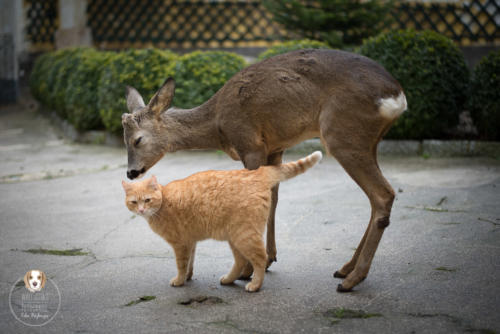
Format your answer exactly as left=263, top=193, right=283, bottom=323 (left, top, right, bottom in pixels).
left=171, top=51, right=247, bottom=108
left=97, top=49, right=178, bottom=133
left=359, top=29, right=470, bottom=139
left=65, top=49, right=115, bottom=131
left=467, top=50, right=500, bottom=141
left=257, top=39, right=332, bottom=61
left=29, top=52, right=53, bottom=105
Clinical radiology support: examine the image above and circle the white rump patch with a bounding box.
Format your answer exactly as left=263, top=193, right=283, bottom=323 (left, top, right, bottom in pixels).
left=378, top=92, right=407, bottom=119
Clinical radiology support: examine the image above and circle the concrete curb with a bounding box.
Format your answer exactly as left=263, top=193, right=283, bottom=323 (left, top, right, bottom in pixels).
left=43, top=109, right=500, bottom=159
left=283, top=139, right=500, bottom=159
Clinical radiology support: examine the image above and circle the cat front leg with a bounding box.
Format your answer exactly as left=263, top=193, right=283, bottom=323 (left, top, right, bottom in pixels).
left=170, top=244, right=192, bottom=287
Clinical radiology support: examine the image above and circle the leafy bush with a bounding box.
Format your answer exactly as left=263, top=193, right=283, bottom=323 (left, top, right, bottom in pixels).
left=30, top=48, right=82, bottom=112
left=359, top=30, right=469, bottom=139
left=65, top=49, right=115, bottom=131
left=29, top=52, right=53, bottom=105
left=467, top=50, right=500, bottom=140
left=171, top=51, right=247, bottom=108
left=257, top=39, right=332, bottom=61
left=97, top=49, right=178, bottom=133
left=48, top=48, right=88, bottom=118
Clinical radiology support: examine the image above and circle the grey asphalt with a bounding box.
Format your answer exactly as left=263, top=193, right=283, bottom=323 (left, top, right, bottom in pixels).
left=1, top=101, right=499, bottom=334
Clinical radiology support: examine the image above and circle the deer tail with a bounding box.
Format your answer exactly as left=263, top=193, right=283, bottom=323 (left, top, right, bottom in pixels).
left=274, top=151, right=322, bottom=183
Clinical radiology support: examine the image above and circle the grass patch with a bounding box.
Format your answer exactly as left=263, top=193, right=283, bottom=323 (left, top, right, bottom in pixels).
left=124, top=295, right=156, bottom=307
left=405, top=205, right=465, bottom=213
left=478, top=217, right=500, bottom=226
left=436, top=196, right=448, bottom=206
left=324, top=307, right=382, bottom=325
left=23, top=248, right=89, bottom=256
left=435, top=266, right=458, bottom=272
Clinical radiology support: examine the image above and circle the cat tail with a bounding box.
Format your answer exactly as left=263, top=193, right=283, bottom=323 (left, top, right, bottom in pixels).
left=274, top=151, right=322, bottom=182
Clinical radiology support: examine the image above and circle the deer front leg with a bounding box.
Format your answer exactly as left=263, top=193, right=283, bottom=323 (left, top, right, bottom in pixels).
left=187, top=244, right=196, bottom=280
left=239, top=149, right=269, bottom=278
left=265, top=151, right=283, bottom=268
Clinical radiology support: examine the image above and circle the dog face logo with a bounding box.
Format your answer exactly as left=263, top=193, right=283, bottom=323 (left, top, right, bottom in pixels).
left=23, top=270, right=46, bottom=293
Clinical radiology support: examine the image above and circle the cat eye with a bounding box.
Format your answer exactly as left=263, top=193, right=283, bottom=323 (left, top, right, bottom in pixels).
left=134, top=137, right=142, bottom=146
left=145, top=198, right=151, bottom=203
left=131, top=200, right=137, bottom=204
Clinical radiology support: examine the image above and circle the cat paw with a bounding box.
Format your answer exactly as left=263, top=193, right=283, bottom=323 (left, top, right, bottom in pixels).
left=186, top=270, right=193, bottom=281
left=169, top=277, right=185, bottom=287
left=244, top=282, right=261, bottom=292
left=219, top=275, right=235, bottom=285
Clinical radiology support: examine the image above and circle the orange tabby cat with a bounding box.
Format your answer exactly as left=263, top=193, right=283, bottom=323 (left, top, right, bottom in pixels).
left=121, top=151, right=322, bottom=292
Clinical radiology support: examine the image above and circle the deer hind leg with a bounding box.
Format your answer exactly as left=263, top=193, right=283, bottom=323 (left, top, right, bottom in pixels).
left=321, top=107, right=396, bottom=292
left=328, top=146, right=395, bottom=292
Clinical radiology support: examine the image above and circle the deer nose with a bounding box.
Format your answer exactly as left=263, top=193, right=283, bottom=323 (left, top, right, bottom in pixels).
left=127, top=168, right=145, bottom=180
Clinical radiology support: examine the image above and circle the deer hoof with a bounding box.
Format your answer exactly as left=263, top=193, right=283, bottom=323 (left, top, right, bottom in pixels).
left=266, top=256, right=276, bottom=270
left=333, top=271, right=347, bottom=279
left=336, top=284, right=353, bottom=293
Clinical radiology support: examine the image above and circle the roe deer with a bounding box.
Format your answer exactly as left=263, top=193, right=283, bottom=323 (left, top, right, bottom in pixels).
left=121, top=49, right=407, bottom=292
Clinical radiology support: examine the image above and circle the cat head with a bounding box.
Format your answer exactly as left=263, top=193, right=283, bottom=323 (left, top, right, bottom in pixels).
left=122, top=175, right=163, bottom=218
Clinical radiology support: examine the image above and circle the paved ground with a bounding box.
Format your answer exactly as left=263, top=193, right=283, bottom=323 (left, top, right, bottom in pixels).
left=1, top=102, right=499, bottom=333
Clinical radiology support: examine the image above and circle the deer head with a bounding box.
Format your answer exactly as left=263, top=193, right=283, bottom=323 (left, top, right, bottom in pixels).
left=122, top=78, right=175, bottom=179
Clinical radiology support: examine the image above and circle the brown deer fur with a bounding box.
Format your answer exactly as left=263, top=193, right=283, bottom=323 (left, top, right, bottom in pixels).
left=122, top=49, right=407, bottom=292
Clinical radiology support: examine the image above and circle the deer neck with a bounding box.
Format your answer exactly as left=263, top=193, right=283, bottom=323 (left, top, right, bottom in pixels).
left=160, top=100, right=221, bottom=152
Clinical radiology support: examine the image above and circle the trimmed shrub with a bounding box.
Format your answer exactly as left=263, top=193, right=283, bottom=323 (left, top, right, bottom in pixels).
left=257, top=39, right=331, bottom=61
left=97, top=49, right=178, bottom=133
left=29, top=52, right=53, bottom=105
left=65, top=49, right=115, bottom=131
left=171, top=51, right=247, bottom=108
left=467, top=50, right=500, bottom=140
left=48, top=48, right=88, bottom=118
left=359, top=30, right=470, bottom=139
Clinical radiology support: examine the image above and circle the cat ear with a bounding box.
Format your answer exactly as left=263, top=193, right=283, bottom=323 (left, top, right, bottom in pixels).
left=149, top=175, right=159, bottom=189
left=121, top=180, right=130, bottom=191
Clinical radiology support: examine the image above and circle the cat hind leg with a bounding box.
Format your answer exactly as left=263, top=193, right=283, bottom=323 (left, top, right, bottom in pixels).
left=220, top=242, right=246, bottom=285
left=234, top=237, right=267, bottom=292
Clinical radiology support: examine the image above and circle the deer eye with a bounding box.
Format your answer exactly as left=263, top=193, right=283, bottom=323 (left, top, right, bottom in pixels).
left=134, top=137, right=142, bottom=146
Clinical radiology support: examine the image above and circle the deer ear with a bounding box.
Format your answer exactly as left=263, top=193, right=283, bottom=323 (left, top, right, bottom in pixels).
left=125, top=86, right=145, bottom=113
left=148, top=78, right=175, bottom=118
